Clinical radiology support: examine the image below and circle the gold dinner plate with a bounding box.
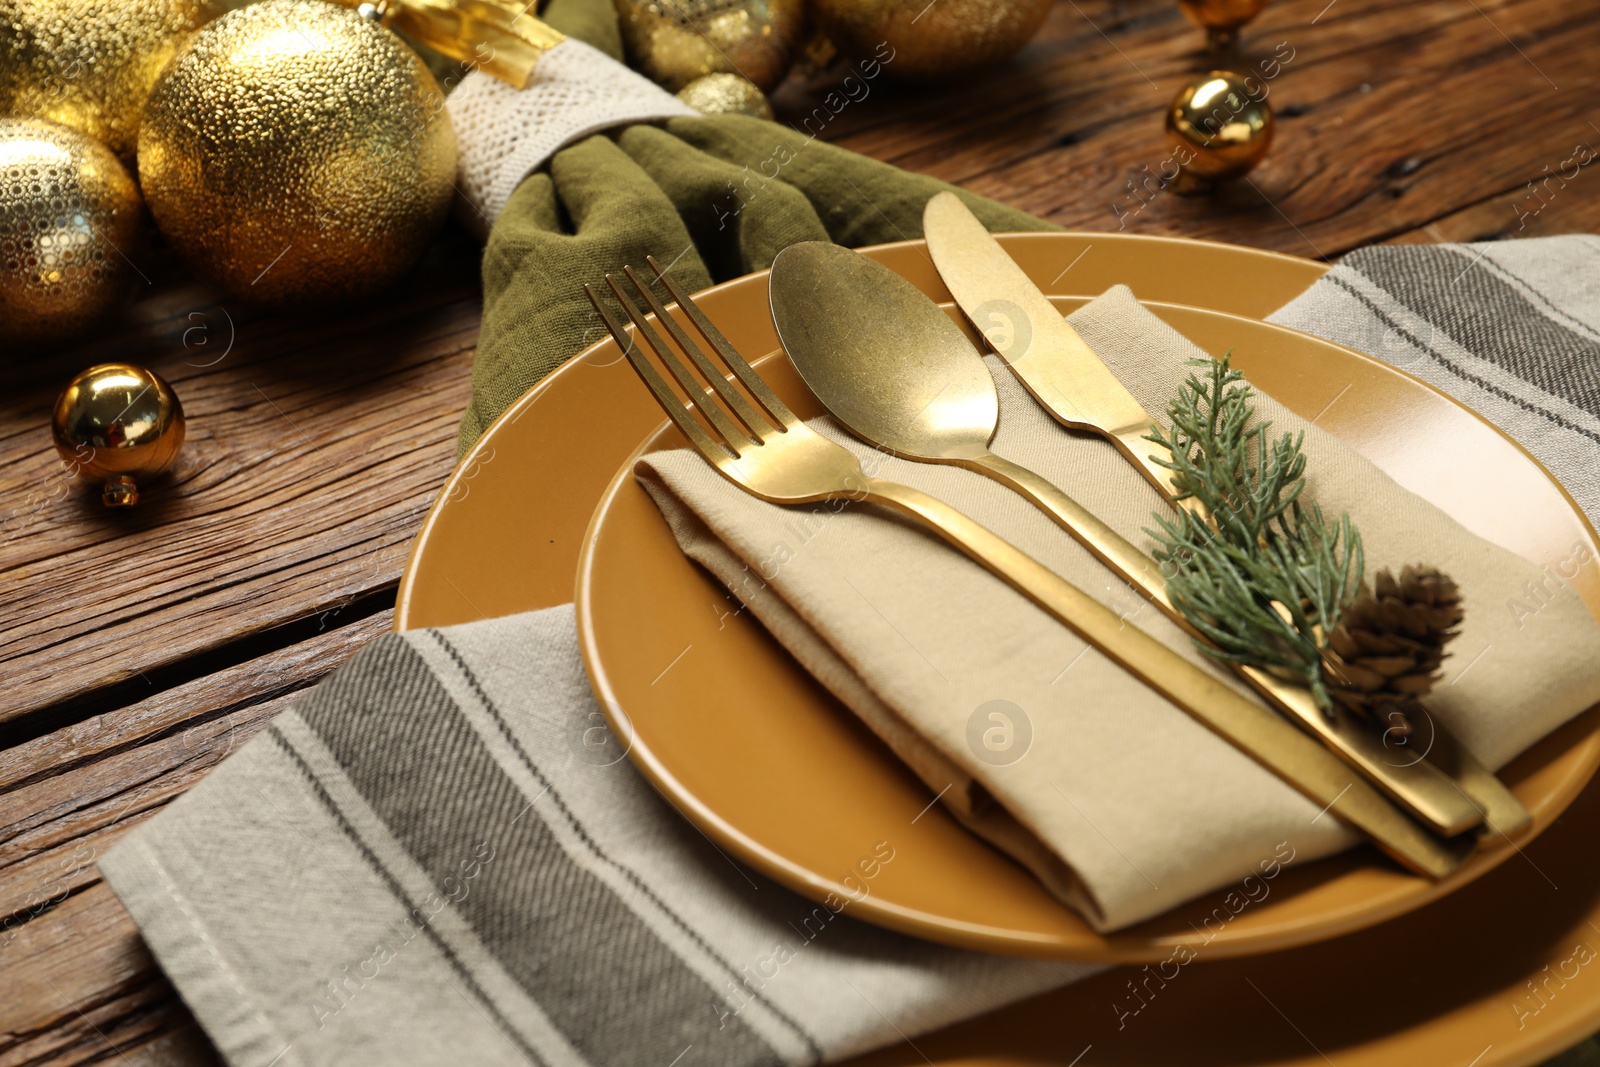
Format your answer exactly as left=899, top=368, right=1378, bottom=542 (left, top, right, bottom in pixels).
left=399, top=233, right=1600, bottom=1065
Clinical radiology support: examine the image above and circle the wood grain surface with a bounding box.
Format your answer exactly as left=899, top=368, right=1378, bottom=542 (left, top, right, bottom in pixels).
left=4, top=0, right=1600, bottom=1062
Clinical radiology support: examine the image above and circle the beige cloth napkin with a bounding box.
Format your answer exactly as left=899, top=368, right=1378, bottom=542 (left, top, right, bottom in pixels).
left=636, top=285, right=1600, bottom=932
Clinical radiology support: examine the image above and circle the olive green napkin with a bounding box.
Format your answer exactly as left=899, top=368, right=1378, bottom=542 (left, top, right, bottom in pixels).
left=459, top=0, right=1051, bottom=452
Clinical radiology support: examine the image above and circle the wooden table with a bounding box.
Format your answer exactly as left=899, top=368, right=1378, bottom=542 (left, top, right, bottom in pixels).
left=4, top=0, right=1599, bottom=1061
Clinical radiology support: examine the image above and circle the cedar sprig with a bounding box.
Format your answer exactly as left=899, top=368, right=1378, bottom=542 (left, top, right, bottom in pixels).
left=1144, top=354, right=1364, bottom=713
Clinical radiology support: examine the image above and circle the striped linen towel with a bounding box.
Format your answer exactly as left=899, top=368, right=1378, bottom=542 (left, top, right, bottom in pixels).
left=100, top=236, right=1600, bottom=1066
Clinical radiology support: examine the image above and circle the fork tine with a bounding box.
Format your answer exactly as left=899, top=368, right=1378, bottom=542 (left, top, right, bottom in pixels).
left=604, top=274, right=757, bottom=454
left=646, top=255, right=799, bottom=431
left=584, top=284, right=728, bottom=462
left=622, top=265, right=778, bottom=442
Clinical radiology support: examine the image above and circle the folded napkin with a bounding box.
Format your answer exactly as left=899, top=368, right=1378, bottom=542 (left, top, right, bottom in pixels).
left=637, top=284, right=1600, bottom=931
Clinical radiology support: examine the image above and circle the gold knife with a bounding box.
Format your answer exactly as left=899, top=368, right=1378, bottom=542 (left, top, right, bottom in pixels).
left=922, top=190, right=1530, bottom=837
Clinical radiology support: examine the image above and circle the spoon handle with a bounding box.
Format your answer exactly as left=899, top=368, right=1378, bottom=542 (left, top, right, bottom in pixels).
left=962, top=450, right=1487, bottom=838
left=967, top=451, right=1177, bottom=611
left=857, top=474, right=1461, bottom=878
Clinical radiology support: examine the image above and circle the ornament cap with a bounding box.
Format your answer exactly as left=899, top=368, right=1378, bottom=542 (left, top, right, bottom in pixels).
left=102, top=476, right=140, bottom=508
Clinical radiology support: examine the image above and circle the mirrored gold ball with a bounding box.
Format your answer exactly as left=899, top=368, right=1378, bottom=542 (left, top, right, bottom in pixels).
left=53, top=363, right=186, bottom=507
left=615, top=0, right=807, bottom=92
left=808, top=0, right=1053, bottom=82
left=0, top=118, right=145, bottom=347
left=137, top=0, right=458, bottom=307
left=0, top=0, right=219, bottom=161
left=1166, top=70, right=1274, bottom=190
left=676, top=73, right=775, bottom=119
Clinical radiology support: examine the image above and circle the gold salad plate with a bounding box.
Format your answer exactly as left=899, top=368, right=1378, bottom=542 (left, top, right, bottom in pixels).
left=400, top=234, right=1600, bottom=1066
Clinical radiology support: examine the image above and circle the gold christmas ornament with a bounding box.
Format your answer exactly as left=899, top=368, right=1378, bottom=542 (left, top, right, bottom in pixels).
left=1165, top=70, right=1274, bottom=193
left=675, top=72, right=775, bottom=119
left=1178, top=0, right=1270, bottom=53
left=138, top=0, right=458, bottom=307
left=0, top=118, right=145, bottom=347
left=808, top=0, right=1052, bottom=83
left=53, top=363, right=186, bottom=507
left=614, top=0, right=807, bottom=92
left=0, top=0, right=219, bottom=161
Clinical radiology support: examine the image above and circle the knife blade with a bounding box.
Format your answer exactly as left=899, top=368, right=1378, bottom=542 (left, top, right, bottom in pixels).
left=922, top=192, right=1181, bottom=497
left=922, top=190, right=1530, bottom=838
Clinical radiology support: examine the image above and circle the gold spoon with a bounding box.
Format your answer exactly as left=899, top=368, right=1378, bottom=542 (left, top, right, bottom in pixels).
left=768, top=240, right=1485, bottom=839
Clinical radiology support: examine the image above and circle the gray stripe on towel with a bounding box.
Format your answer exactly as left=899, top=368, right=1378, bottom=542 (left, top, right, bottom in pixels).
left=294, top=635, right=787, bottom=1067
left=1344, top=244, right=1600, bottom=416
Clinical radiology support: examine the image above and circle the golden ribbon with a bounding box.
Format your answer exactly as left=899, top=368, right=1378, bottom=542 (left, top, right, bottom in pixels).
left=342, top=0, right=566, bottom=88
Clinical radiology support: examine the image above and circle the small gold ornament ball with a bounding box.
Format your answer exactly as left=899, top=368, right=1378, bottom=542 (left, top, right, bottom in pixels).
left=1177, top=0, right=1270, bottom=51
left=808, top=0, right=1053, bottom=83
left=615, top=0, right=806, bottom=92
left=137, top=0, right=458, bottom=308
left=0, top=118, right=145, bottom=347
left=675, top=73, right=775, bottom=119
left=0, top=0, right=219, bottom=161
left=53, top=363, right=186, bottom=507
left=1165, top=70, right=1274, bottom=192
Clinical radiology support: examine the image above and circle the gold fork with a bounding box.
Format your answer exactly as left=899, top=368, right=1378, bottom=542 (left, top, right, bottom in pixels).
left=584, top=256, right=1466, bottom=879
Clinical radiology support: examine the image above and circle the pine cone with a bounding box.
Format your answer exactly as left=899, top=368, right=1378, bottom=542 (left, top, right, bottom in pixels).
left=1324, top=565, right=1464, bottom=738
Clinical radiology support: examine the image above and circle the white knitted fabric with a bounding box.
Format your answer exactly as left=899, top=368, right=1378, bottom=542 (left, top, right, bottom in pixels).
left=447, top=38, right=699, bottom=233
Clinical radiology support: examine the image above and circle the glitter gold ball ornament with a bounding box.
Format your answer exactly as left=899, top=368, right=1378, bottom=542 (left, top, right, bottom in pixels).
left=0, top=0, right=219, bottom=161
left=0, top=118, right=145, bottom=347
left=675, top=72, right=774, bottom=119
left=53, top=363, right=186, bottom=507
left=137, top=0, right=458, bottom=308
left=1165, top=70, right=1274, bottom=193
left=1178, top=0, right=1270, bottom=52
left=614, top=0, right=806, bottom=92
left=808, top=0, right=1052, bottom=83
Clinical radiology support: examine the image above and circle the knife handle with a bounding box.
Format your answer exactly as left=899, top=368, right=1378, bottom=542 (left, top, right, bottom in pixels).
left=963, top=449, right=1487, bottom=838
left=859, top=474, right=1463, bottom=879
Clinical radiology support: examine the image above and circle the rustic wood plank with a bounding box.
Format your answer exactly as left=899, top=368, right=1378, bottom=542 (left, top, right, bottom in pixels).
left=0, top=882, right=208, bottom=1067
left=0, top=611, right=390, bottom=929
left=794, top=0, right=1600, bottom=256
left=0, top=237, right=480, bottom=728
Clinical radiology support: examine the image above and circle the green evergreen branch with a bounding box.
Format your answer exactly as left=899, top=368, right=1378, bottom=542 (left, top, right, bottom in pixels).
left=1144, top=354, right=1364, bottom=712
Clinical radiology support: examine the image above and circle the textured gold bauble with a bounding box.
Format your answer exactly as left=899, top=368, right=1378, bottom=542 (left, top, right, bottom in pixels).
left=614, top=0, right=806, bottom=92
left=0, top=0, right=218, bottom=161
left=1165, top=70, right=1274, bottom=192
left=1178, top=0, right=1270, bottom=52
left=53, top=363, right=186, bottom=507
left=0, top=119, right=145, bottom=347
left=137, top=0, right=458, bottom=307
left=676, top=73, right=775, bottom=119
left=808, top=0, right=1052, bottom=83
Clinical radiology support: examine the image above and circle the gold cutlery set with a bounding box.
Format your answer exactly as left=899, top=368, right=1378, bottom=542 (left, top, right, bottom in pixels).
left=584, top=192, right=1528, bottom=880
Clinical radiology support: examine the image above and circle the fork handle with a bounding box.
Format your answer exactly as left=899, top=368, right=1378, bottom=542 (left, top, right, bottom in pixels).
left=859, top=475, right=1464, bottom=879
left=963, top=451, right=1486, bottom=838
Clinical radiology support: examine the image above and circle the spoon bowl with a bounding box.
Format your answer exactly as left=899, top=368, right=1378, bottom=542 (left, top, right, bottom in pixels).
left=769, top=242, right=998, bottom=462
